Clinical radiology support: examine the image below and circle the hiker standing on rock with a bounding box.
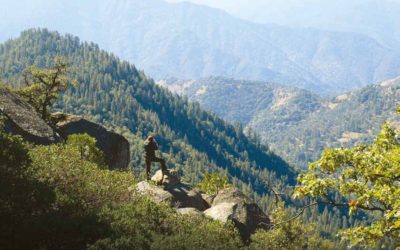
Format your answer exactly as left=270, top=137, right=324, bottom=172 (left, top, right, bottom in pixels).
left=144, top=135, right=167, bottom=181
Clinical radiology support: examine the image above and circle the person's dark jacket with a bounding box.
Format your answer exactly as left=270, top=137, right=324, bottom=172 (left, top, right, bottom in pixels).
left=144, top=139, right=158, bottom=159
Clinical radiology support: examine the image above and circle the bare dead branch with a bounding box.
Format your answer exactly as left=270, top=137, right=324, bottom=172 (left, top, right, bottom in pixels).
left=270, top=202, right=319, bottom=228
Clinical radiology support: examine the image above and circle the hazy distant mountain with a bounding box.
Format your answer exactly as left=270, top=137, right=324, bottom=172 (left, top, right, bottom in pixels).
left=268, top=0, right=400, bottom=50
left=170, top=0, right=400, bottom=50
left=1, top=0, right=400, bottom=93
left=160, top=77, right=400, bottom=169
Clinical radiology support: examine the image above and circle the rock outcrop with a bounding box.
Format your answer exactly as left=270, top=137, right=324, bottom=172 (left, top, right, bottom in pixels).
left=168, top=183, right=209, bottom=211
left=135, top=170, right=270, bottom=241
left=204, top=202, right=236, bottom=223
left=141, top=170, right=209, bottom=211
left=176, top=207, right=202, bottom=216
left=200, top=193, right=215, bottom=207
left=151, top=169, right=180, bottom=188
left=0, top=88, right=130, bottom=170
left=136, top=181, right=174, bottom=205
left=206, top=187, right=271, bottom=240
left=51, top=112, right=130, bottom=170
left=212, top=187, right=252, bottom=206
left=0, top=87, right=60, bottom=144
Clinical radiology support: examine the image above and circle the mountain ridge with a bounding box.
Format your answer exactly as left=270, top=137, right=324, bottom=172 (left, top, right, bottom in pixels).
left=2, top=0, right=400, bottom=93
left=161, top=76, right=400, bottom=169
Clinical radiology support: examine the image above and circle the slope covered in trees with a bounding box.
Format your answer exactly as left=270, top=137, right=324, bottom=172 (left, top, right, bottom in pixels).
left=162, top=77, right=400, bottom=169
left=0, top=29, right=297, bottom=209
left=264, top=79, right=400, bottom=169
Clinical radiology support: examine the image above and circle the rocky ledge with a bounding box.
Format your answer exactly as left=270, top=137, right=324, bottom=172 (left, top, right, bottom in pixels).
left=0, top=87, right=130, bottom=170
left=135, top=169, right=270, bottom=241
left=0, top=87, right=60, bottom=144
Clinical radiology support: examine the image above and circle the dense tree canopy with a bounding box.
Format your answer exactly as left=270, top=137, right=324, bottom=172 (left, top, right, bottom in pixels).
left=197, top=173, right=231, bottom=195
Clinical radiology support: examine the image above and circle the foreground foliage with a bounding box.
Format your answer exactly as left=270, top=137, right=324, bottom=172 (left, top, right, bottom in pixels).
left=250, top=204, right=336, bottom=250
left=92, top=202, right=243, bottom=250
left=294, top=115, right=400, bottom=247
left=0, top=127, right=244, bottom=249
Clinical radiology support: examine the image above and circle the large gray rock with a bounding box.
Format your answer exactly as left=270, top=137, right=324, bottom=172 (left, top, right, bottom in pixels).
left=204, top=202, right=236, bottom=223
left=0, top=87, right=60, bottom=144
left=52, top=112, right=130, bottom=170
left=136, top=181, right=270, bottom=241
left=149, top=170, right=209, bottom=211
left=212, top=187, right=252, bottom=206
left=0, top=89, right=130, bottom=170
left=135, top=181, right=173, bottom=205
left=167, top=184, right=209, bottom=211
left=176, top=207, right=203, bottom=216
left=139, top=170, right=210, bottom=211
left=200, top=192, right=216, bottom=207
left=151, top=169, right=180, bottom=188
left=209, top=187, right=271, bottom=241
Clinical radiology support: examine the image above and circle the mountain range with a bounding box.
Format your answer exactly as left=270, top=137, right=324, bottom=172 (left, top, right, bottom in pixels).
left=172, top=0, right=400, bottom=50
left=160, top=76, right=400, bottom=169
left=2, top=0, right=400, bottom=94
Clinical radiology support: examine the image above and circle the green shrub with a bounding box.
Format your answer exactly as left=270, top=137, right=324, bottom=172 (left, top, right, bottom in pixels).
left=89, top=197, right=243, bottom=250
left=0, top=128, right=109, bottom=249
left=28, top=143, right=135, bottom=209
left=151, top=214, right=244, bottom=250
left=197, top=173, right=231, bottom=195
left=67, top=133, right=106, bottom=168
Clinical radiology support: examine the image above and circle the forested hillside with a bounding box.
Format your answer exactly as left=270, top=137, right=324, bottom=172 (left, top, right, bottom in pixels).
left=258, top=79, right=400, bottom=169
left=161, top=77, right=400, bottom=169
left=158, top=77, right=322, bottom=127
left=0, top=29, right=298, bottom=210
